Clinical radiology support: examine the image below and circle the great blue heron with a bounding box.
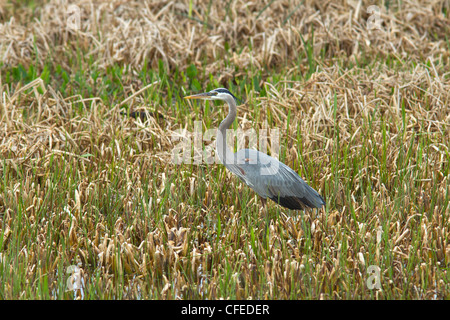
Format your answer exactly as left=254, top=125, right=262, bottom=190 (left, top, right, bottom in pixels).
left=184, top=88, right=325, bottom=213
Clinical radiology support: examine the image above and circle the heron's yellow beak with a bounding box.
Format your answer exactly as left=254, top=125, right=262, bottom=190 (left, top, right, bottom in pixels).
left=184, top=92, right=216, bottom=100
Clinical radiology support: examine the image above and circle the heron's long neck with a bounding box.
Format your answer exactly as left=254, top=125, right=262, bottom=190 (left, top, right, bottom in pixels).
left=217, top=100, right=237, bottom=166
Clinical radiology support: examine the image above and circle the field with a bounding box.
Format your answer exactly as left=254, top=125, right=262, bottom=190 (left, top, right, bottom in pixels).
left=0, top=0, right=449, bottom=299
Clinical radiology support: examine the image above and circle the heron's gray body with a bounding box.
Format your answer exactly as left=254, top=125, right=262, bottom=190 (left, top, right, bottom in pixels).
left=185, top=88, right=325, bottom=211
left=223, top=149, right=325, bottom=210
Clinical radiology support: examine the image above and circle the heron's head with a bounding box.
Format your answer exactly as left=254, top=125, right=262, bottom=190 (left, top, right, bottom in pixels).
left=184, top=88, right=240, bottom=104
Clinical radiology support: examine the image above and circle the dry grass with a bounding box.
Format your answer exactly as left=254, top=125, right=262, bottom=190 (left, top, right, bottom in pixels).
left=0, top=0, right=449, bottom=299
left=2, top=1, right=449, bottom=71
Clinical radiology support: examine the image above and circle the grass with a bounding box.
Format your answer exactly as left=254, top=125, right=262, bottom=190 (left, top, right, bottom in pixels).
left=0, top=0, right=450, bottom=299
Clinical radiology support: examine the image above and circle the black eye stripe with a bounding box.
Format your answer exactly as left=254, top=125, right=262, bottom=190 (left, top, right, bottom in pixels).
left=215, top=88, right=231, bottom=94
left=213, top=88, right=240, bottom=102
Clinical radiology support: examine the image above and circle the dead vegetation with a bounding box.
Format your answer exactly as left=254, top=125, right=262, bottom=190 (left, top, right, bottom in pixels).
left=0, top=0, right=449, bottom=299
left=1, top=0, right=449, bottom=72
